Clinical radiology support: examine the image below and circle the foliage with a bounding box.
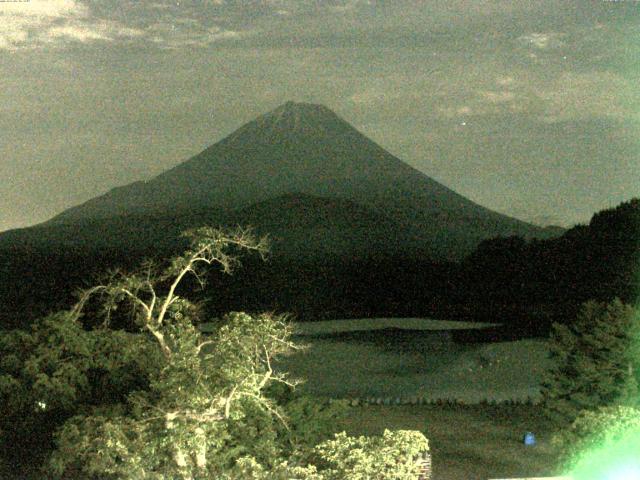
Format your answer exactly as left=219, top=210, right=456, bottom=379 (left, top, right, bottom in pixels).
left=552, top=405, right=640, bottom=466
left=224, top=429, right=429, bottom=480
left=313, top=429, right=429, bottom=480
left=283, top=396, right=350, bottom=460
left=47, top=310, right=304, bottom=479
left=553, top=406, right=640, bottom=479
left=0, top=311, right=158, bottom=471
left=540, top=298, right=640, bottom=425
left=1, top=225, right=430, bottom=479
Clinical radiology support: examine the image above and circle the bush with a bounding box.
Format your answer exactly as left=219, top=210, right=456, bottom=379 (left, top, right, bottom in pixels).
left=0, top=311, right=157, bottom=473
left=283, top=395, right=351, bottom=461
left=313, top=429, right=430, bottom=480
left=553, top=406, right=640, bottom=463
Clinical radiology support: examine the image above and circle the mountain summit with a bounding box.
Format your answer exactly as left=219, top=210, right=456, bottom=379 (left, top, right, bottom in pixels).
left=42, top=101, right=553, bottom=259
left=225, top=101, right=354, bottom=142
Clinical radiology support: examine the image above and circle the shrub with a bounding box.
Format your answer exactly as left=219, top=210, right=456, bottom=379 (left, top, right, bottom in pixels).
left=313, top=429, right=430, bottom=480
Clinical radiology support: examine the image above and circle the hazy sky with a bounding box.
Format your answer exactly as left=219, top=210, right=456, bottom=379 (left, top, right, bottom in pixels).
left=1, top=0, right=638, bottom=232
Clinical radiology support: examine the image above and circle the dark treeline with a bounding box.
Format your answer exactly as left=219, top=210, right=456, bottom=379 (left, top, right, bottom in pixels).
left=1, top=198, right=638, bottom=338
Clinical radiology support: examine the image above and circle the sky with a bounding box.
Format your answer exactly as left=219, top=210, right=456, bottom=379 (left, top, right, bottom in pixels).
left=1, top=0, right=639, bottom=233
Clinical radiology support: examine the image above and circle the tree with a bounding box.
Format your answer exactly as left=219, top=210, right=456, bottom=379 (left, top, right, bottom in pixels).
left=1, top=226, right=430, bottom=479
left=540, top=298, right=640, bottom=425
left=48, top=309, right=305, bottom=479
left=552, top=405, right=640, bottom=467
left=552, top=405, right=640, bottom=479
left=0, top=310, right=160, bottom=476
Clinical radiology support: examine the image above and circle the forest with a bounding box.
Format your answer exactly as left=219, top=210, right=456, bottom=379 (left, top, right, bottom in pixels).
left=2, top=198, right=637, bottom=339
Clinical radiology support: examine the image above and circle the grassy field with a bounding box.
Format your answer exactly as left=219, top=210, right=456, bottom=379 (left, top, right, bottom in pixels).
left=337, top=403, right=563, bottom=480
left=206, top=317, right=561, bottom=478
left=202, top=317, right=552, bottom=402
left=277, top=318, right=562, bottom=478
left=291, top=317, right=499, bottom=334
left=268, top=320, right=552, bottom=403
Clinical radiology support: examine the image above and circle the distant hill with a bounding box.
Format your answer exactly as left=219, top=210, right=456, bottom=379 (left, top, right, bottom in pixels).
left=456, top=197, right=640, bottom=335
left=38, top=101, right=557, bottom=261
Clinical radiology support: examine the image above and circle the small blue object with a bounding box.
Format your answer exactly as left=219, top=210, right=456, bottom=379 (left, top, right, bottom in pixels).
left=523, top=431, right=536, bottom=446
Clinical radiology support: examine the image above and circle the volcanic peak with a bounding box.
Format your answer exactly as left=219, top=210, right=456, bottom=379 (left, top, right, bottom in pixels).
left=225, top=101, right=355, bottom=145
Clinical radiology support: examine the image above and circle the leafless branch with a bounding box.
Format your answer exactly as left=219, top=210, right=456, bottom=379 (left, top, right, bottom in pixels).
left=71, top=285, right=108, bottom=320
left=239, top=392, right=290, bottom=431
left=223, top=385, right=239, bottom=420
left=195, top=340, right=215, bottom=355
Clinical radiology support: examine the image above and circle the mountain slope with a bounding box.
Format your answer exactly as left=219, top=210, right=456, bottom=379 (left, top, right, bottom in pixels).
left=225, top=192, right=428, bottom=261
left=43, top=101, right=554, bottom=259
left=0, top=193, right=424, bottom=261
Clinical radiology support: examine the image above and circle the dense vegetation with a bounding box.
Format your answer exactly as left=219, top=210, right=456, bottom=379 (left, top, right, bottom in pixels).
left=0, top=227, right=429, bottom=479
left=1, top=203, right=638, bottom=477
left=540, top=298, right=640, bottom=478
left=553, top=405, right=640, bottom=479
left=1, top=198, right=637, bottom=338
left=541, top=299, right=640, bottom=425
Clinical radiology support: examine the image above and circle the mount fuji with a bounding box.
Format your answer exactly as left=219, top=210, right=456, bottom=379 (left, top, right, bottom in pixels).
left=25, top=101, right=555, bottom=260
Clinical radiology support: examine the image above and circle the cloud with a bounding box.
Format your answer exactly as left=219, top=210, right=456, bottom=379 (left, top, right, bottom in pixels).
left=0, top=0, right=243, bottom=51
left=48, top=25, right=110, bottom=42
left=0, top=25, right=29, bottom=50
left=327, top=0, right=372, bottom=13
left=0, top=0, right=85, bottom=50
left=0, top=0, right=81, bottom=18
left=0, top=0, right=144, bottom=50
left=534, top=71, right=636, bottom=122
left=147, top=22, right=242, bottom=49
left=496, top=76, right=514, bottom=87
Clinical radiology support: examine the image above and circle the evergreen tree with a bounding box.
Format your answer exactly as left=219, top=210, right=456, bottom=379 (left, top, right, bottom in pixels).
left=541, top=298, right=640, bottom=425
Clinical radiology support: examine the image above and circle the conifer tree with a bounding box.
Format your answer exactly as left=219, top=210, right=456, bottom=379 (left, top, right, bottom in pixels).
left=541, top=298, right=640, bottom=425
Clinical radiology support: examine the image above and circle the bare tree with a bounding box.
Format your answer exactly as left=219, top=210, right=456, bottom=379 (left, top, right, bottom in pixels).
left=72, top=226, right=269, bottom=359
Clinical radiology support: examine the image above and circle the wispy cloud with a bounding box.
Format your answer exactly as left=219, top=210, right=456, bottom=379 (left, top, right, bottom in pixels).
left=146, top=22, right=242, bottom=49
left=0, top=0, right=80, bottom=18
left=534, top=71, right=636, bottom=122
left=0, top=0, right=84, bottom=50
left=496, top=76, right=514, bottom=87
left=0, top=0, right=143, bottom=50
left=326, top=0, right=372, bottom=13
left=0, top=0, right=244, bottom=51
